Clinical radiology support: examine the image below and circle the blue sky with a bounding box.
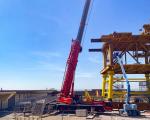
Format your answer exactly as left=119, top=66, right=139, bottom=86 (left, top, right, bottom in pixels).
left=0, top=0, right=150, bottom=90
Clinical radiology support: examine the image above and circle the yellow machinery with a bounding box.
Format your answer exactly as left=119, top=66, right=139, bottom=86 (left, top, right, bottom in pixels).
left=83, top=90, right=93, bottom=103
left=83, top=90, right=102, bottom=103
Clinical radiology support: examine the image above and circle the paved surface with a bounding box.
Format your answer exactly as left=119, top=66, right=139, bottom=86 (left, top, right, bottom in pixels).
left=0, top=112, right=150, bottom=120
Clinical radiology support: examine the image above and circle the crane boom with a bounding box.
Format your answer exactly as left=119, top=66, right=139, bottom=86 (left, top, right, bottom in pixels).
left=115, top=54, right=130, bottom=104
left=58, top=0, right=91, bottom=104
left=77, top=0, right=91, bottom=43
left=115, top=54, right=140, bottom=116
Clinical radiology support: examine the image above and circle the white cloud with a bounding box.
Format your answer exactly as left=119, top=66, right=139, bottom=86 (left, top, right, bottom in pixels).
left=32, top=51, right=61, bottom=58
left=28, top=11, right=63, bottom=28
left=24, top=61, right=65, bottom=73
left=22, top=51, right=64, bottom=72
left=38, top=61, right=65, bottom=72
left=76, top=72, right=95, bottom=78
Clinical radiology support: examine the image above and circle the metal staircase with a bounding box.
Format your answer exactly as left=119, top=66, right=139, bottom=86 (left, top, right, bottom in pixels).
left=31, top=95, right=57, bottom=116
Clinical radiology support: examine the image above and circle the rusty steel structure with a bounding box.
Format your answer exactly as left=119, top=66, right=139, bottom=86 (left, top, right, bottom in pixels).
left=89, top=24, right=150, bottom=100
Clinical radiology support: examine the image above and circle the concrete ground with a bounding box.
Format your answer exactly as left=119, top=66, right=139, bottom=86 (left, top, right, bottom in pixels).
left=0, top=111, right=150, bottom=120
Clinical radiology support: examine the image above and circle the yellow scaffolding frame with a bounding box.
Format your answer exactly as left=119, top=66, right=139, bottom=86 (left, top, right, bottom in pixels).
left=90, top=24, right=150, bottom=100
left=101, top=73, right=150, bottom=100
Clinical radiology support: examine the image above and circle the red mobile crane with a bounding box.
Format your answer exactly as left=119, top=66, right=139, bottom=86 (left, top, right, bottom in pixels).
left=56, top=0, right=112, bottom=112
left=58, top=0, right=91, bottom=105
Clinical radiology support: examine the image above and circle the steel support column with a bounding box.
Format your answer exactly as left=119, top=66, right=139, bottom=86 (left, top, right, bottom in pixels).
left=108, top=71, right=114, bottom=100
left=102, top=74, right=107, bottom=97
left=145, top=74, right=150, bottom=91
